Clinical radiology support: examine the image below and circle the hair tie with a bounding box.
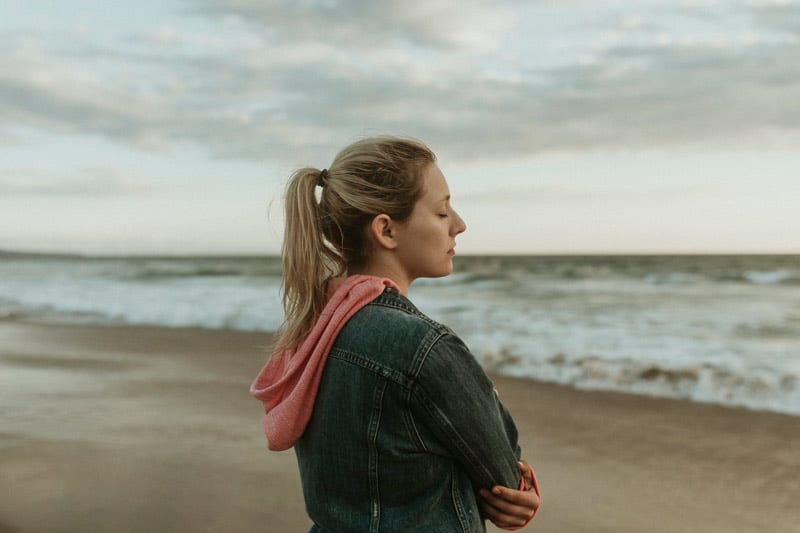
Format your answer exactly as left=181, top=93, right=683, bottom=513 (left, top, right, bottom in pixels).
left=317, top=169, right=329, bottom=188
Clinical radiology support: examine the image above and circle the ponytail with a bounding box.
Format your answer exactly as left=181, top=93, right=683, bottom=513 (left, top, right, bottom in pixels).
left=278, top=168, right=345, bottom=352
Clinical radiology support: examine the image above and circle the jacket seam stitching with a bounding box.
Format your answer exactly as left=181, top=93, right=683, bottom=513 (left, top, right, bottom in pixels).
left=406, top=331, right=448, bottom=454
left=368, top=380, right=387, bottom=533
left=451, top=465, right=470, bottom=532
left=408, top=329, right=446, bottom=379
left=404, top=387, right=427, bottom=452
left=329, top=349, right=412, bottom=389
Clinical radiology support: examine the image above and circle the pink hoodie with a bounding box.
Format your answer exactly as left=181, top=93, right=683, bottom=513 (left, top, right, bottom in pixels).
left=250, top=275, right=400, bottom=451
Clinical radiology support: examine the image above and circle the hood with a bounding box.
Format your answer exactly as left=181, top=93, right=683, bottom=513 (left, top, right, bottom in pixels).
left=250, top=274, right=400, bottom=451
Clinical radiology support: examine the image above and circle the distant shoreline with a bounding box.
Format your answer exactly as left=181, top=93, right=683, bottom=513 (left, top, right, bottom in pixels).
left=2, top=248, right=799, bottom=259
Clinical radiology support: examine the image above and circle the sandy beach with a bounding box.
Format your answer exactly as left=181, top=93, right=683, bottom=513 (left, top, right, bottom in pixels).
left=1, top=321, right=798, bottom=533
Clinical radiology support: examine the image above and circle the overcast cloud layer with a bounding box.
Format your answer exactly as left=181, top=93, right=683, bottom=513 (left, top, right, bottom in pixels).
left=2, top=0, right=799, bottom=254
left=2, top=0, right=799, bottom=163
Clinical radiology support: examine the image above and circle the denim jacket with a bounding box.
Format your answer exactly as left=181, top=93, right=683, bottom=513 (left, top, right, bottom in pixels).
left=295, top=287, right=523, bottom=532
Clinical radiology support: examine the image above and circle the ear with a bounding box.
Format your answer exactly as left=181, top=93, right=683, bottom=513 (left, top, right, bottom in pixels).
left=368, top=214, right=398, bottom=250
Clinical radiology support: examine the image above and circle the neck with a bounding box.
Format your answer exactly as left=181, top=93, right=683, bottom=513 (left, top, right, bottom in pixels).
left=348, top=259, right=410, bottom=296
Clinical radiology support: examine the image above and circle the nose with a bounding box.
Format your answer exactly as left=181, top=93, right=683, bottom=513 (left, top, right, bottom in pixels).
left=451, top=208, right=466, bottom=235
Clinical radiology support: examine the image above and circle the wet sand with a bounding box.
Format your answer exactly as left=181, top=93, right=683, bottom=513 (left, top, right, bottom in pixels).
left=1, top=321, right=798, bottom=532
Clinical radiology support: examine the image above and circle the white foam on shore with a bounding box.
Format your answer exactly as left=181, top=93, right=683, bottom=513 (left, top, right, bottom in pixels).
left=0, top=258, right=284, bottom=332
left=2, top=254, right=799, bottom=416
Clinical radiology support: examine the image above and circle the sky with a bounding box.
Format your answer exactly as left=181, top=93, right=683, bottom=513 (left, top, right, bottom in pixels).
left=1, top=0, right=799, bottom=255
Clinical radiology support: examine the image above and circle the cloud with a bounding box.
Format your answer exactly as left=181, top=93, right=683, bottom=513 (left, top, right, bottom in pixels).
left=187, top=0, right=513, bottom=51
left=527, top=38, right=800, bottom=152
left=0, top=30, right=173, bottom=150
left=749, top=0, right=800, bottom=36
left=1, top=0, right=799, bottom=164
left=0, top=166, right=157, bottom=196
left=459, top=183, right=714, bottom=205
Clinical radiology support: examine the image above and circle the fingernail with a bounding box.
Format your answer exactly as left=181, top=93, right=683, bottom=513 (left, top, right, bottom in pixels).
left=492, top=487, right=502, bottom=495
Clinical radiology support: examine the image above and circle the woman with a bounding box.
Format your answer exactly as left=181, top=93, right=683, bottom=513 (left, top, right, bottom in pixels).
left=251, top=136, right=540, bottom=532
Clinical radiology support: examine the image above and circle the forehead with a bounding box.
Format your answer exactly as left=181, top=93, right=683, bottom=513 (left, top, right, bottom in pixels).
left=419, top=164, right=449, bottom=201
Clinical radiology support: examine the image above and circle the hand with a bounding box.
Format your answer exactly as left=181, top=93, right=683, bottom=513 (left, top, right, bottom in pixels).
left=478, top=460, right=540, bottom=530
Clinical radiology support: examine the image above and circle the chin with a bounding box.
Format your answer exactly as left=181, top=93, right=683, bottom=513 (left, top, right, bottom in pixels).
left=421, top=268, right=452, bottom=280
left=417, top=259, right=454, bottom=280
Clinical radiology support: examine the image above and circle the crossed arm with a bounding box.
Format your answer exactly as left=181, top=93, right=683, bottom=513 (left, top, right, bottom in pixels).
left=413, top=333, right=541, bottom=529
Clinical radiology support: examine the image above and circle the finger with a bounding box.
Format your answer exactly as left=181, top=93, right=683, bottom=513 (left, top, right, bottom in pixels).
left=490, top=484, right=540, bottom=508
left=478, top=489, right=532, bottom=519
left=486, top=488, right=540, bottom=518
left=478, top=497, right=528, bottom=528
left=519, top=460, right=541, bottom=504
left=517, top=460, right=534, bottom=491
left=480, top=488, right=532, bottom=515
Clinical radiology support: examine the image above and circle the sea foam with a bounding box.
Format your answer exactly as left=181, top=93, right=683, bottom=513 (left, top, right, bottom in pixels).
left=2, top=254, right=799, bottom=416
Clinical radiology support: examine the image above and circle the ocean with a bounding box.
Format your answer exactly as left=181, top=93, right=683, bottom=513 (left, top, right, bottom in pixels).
left=2, top=253, right=799, bottom=416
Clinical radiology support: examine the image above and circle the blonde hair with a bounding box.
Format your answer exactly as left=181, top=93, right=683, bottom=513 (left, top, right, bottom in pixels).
left=278, top=136, right=435, bottom=352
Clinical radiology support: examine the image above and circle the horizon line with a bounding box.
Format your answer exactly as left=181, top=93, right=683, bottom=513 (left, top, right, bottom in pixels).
left=2, top=248, right=799, bottom=259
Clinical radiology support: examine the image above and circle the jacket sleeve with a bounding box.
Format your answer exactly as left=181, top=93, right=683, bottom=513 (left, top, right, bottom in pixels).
left=409, top=331, right=522, bottom=491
